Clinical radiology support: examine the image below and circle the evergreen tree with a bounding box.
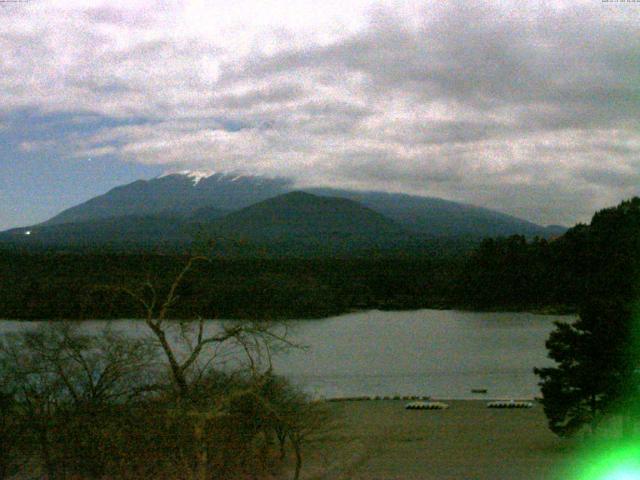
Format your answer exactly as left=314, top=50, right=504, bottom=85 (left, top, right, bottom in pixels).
left=535, top=300, right=636, bottom=436
left=535, top=198, right=640, bottom=437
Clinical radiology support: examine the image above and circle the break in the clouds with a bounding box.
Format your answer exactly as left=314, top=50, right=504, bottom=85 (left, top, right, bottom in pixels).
left=1, top=0, right=639, bottom=228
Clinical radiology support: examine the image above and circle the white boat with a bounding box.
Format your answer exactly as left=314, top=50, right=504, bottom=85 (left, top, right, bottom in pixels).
left=486, top=400, right=533, bottom=409
left=405, top=401, right=449, bottom=410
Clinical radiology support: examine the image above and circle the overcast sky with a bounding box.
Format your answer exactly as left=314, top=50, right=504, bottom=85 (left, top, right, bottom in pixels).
left=1, top=0, right=639, bottom=230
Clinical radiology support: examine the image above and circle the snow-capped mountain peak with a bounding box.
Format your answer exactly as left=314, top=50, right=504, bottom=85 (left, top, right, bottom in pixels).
left=160, top=169, right=215, bottom=185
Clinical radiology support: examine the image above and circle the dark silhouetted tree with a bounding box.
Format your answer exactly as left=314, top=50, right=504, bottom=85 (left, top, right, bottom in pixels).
left=535, top=197, right=640, bottom=437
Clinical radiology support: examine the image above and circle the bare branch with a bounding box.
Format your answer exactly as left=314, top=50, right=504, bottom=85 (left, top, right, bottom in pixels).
left=157, top=255, right=208, bottom=322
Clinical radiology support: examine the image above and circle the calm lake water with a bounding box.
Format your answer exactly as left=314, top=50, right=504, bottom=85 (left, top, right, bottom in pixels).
left=0, top=309, right=571, bottom=399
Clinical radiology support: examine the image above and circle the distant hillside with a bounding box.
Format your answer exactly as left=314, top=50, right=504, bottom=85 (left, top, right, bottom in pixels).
left=305, top=188, right=563, bottom=238
left=0, top=215, right=194, bottom=249
left=205, top=191, right=408, bottom=251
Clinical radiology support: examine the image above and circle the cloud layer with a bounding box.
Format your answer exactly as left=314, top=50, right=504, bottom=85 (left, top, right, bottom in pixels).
left=1, top=0, right=639, bottom=225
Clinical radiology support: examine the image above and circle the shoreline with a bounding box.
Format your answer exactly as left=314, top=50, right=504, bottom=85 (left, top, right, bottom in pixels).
left=0, top=305, right=576, bottom=322
left=323, top=395, right=539, bottom=402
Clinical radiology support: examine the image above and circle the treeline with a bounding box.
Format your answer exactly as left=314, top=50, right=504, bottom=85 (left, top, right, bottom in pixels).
left=1, top=197, right=638, bottom=319
left=454, top=234, right=583, bottom=311
left=0, top=252, right=463, bottom=320
left=456, top=197, right=640, bottom=312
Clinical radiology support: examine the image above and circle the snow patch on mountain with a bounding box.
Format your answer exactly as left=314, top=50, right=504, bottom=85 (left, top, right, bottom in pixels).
left=159, top=170, right=215, bottom=185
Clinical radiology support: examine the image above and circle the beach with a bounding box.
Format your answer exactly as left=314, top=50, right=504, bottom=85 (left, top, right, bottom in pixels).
left=298, top=400, right=578, bottom=480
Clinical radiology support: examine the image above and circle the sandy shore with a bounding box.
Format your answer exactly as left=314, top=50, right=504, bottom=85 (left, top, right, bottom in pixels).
left=298, top=400, right=578, bottom=480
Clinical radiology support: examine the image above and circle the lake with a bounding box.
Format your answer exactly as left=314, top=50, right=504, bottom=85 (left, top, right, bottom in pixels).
left=0, top=309, right=570, bottom=399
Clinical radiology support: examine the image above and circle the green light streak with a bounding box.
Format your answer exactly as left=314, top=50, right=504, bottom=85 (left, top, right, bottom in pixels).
left=607, top=468, right=640, bottom=480
left=573, top=304, right=640, bottom=479
left=574, top=441, right=640, bottom=480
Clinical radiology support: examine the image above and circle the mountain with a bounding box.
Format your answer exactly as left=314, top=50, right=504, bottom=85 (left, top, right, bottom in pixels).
left=205, top=191, right=408, bottom=249
left=38, top=171, right=563, bottom=238
left=0, top=171, right=568, bottom=252
left=43, top=172, right=292, bottom=226
left=1, top=192, right=410, bottom=254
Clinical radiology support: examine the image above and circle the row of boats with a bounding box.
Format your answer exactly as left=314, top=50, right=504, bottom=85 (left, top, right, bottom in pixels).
left=405, top=400, right=534, bottom=410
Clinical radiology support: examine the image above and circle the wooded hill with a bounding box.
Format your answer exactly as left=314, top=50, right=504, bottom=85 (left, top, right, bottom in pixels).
left=0, top=197, right=637, bottom=320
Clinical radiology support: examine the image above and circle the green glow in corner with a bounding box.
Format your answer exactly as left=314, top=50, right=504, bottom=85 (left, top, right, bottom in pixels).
left=606, top=468, right=640, bottom=480
left=577, top=442, right=640, bottom=480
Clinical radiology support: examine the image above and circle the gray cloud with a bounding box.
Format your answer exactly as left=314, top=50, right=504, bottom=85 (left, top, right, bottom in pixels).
left=578, top=167, right=640, bottom=189
left=216, top=83, right=306, bottom=109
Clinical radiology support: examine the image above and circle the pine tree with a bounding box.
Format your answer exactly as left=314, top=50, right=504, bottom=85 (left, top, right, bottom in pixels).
left=535, top=198, right=640, bottom=437
left=535, top=300, right=636, bottom=436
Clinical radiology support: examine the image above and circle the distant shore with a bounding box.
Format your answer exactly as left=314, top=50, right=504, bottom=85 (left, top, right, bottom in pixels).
left=0, top=303, right=577, bottom=322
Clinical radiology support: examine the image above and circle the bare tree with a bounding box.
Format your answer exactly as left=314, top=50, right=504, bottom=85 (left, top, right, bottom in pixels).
left=0, top=322, right=156, bottom=479
left=254, top=375, right=335, bottom=480
left=117, top=254, right=296, bottom=480
left=118, top=255, right=289, bottom=398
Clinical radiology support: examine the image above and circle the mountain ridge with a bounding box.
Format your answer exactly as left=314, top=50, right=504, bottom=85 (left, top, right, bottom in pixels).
left=1, top=172, right=568, bottom=252
left=1, top=191, right=416, bottom=255
left=43, top=172, right=293, bottom=226
left=37, top=171, right=565, bottom=237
